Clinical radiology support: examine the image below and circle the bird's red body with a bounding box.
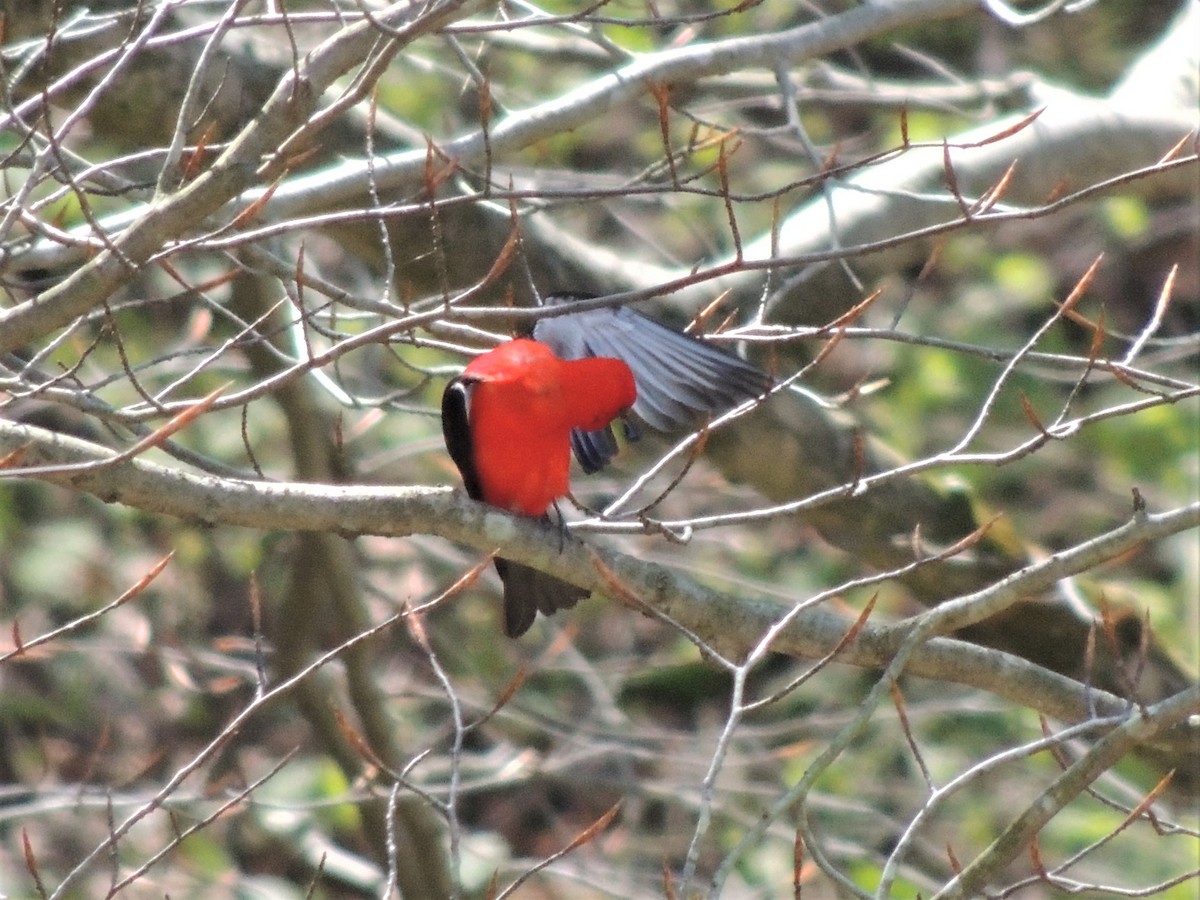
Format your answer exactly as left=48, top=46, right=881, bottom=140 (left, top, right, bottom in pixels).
left=458, top=339, right=636, bottom=515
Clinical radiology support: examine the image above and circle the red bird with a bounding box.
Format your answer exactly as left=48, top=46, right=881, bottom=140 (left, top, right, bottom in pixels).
left=442, top=293, right=769, bottom=637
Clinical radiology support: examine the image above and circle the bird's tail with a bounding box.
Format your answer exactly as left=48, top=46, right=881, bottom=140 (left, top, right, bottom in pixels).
left=494, top=557, right=588, bottom=637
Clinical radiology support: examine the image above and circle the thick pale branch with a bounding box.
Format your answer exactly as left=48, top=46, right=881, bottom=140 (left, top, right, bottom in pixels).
left=3, top=417, right=1196, bottom=762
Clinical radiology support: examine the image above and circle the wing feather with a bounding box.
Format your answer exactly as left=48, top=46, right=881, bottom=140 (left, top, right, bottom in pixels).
left=534, top=294, right=770, bottom=470
left=440, top=378, right=483, bottom=500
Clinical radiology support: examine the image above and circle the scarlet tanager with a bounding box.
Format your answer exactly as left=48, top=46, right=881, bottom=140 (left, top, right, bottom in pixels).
left=442, top=293, right=769, bottom=637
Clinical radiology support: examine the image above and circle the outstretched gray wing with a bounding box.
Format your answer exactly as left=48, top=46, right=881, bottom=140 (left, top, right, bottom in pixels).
left=533, top=293, right=770, bottom=473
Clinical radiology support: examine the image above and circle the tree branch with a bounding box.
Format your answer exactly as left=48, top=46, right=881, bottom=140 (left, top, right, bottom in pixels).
left=0, top=0, right=490, bottom=355
left=3, top=416, right=1196, bottom=768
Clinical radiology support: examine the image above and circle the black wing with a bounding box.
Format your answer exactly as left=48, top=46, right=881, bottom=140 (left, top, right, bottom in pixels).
left=533, top=293, right=770, bottom=472
left=441, top=377, right=483, bottom=500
